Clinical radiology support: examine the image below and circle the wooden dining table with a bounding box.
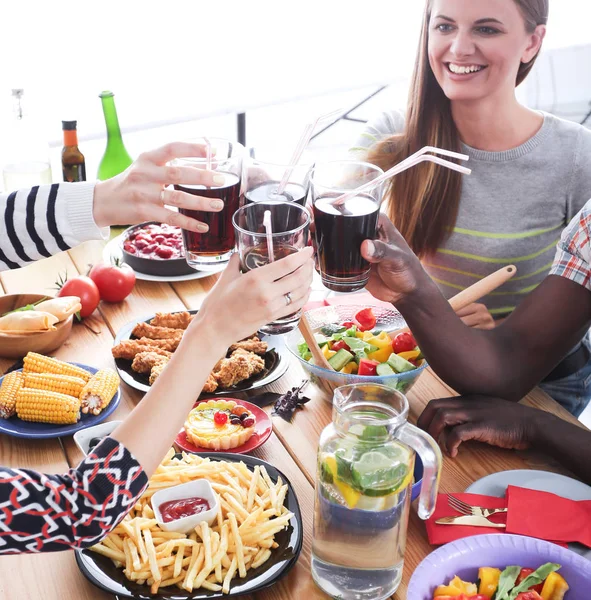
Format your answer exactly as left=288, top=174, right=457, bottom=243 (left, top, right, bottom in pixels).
left=0, top=239, right=587, bottom=600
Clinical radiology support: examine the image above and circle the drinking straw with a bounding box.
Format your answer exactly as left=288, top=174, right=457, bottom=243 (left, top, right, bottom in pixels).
left=263, top=210, right=275, bottom=263
left=204, top=137, right=212, bottom=171
left=276, top=108, right=344, bottom=195
left=331, top=146, right=471, bottom=206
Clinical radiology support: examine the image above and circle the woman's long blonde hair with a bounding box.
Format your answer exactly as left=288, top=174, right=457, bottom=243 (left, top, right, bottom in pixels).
left=367, top=0, right=549, bottom=257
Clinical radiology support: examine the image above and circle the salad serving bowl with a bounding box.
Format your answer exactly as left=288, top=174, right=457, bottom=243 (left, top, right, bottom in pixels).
left=285, top=304, right=428, bottom=400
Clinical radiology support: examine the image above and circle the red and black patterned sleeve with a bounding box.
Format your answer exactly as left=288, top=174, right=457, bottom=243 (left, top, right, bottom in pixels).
left=0, top=436, right=148, bottom=554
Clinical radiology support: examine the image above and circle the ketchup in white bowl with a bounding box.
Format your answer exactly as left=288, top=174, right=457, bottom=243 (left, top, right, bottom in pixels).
left=158, top=496, right=211, bottom=523
left=152, top=479, right=218, bottom=533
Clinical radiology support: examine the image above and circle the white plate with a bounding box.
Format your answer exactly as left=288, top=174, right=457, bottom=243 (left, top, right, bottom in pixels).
left=73, top=420, right=122, bottom=456
left=103, top=234, right=225, bottom=282
left=467, top=469, right=591, bottom=560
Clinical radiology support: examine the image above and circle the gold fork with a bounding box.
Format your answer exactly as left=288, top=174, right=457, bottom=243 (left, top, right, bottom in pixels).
left=448, top=494, right=508, bottom=518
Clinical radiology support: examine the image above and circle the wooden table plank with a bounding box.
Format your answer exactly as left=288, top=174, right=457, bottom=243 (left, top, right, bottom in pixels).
left=2, top=243, right=588, bottom=600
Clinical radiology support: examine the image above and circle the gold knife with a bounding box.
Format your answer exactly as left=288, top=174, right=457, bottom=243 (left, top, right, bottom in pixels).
left=435, top=515, right=506, bottom=528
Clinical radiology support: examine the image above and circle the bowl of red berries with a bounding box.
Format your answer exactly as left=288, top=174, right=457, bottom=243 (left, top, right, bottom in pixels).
left=120, top=221, right=195, bottom=276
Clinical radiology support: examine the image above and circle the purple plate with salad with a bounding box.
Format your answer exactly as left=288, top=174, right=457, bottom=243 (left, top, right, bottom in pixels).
left=407, top=533, right=591, bottom=599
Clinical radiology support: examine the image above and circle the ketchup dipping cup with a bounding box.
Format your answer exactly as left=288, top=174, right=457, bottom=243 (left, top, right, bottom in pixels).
left=152, top=479, right=219, bottom=534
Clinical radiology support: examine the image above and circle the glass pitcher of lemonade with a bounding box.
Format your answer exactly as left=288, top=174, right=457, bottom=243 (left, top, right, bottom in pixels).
left=312, top=384, right=442, bottom=600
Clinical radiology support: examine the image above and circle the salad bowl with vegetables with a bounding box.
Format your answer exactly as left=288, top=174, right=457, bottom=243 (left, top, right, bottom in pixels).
left=285, top=304, right=428, bottom=398
left=407, top=534, right=591, bottom=600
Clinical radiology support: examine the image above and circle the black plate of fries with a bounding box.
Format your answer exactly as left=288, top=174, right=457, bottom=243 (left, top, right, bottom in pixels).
left=112, top=310, right=289, bottom=395
left=75, top=452, right=303, bottom=599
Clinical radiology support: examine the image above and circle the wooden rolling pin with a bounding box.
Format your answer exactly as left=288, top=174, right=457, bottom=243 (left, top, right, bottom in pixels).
left=300, top=264, right=517, bottom=372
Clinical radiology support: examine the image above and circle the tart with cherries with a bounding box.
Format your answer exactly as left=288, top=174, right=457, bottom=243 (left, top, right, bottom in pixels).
left=184, top=400, right=256, bottom=450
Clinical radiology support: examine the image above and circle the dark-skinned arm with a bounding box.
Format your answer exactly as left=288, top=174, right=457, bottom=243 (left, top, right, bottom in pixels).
left=360, top=216, right=591, bottom=400
left=418, top=396, right=591, bottom=485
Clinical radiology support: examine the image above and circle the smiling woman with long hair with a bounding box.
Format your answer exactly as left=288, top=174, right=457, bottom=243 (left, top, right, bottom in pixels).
left=356, top=0, right=591, bottom=416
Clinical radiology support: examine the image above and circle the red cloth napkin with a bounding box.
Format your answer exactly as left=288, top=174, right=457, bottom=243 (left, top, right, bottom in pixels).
left=506, top=485, right=591, bottom=548
left=425, top=493, right=507, bottom=546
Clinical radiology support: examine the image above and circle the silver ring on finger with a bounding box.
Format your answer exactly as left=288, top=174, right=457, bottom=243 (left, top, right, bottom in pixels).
left=284, top=292, right=292, bottom=306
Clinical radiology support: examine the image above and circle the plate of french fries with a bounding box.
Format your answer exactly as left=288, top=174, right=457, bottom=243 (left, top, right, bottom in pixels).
left=111, top=310, right=289, bottom=395
left=0, top=352, right=121, bottom=439
left=76, top=451, right=303, bottom=599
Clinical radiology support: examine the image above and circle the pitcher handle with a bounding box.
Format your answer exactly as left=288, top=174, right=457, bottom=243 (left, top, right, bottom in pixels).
left=398, top=422, right=442, bottom=520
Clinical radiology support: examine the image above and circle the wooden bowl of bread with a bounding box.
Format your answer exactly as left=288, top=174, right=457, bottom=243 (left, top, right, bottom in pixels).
left=0, top=294, right=80, bottom=359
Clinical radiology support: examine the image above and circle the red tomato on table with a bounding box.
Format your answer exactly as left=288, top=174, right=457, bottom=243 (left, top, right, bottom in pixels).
left=89, top=261, right=136, bottom=303
left=392, top=332, right=417, bottom=354
left=57, top=275, right=100, bottom=318
left=354, top=308, right=376, bottom=331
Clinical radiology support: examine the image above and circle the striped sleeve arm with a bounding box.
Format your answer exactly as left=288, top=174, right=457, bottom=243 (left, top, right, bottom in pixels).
left=549, top=201, right=591, bottom=291
left=0, top=437, right=148, bottom=554
left=0, top=182, right=109, bottom=271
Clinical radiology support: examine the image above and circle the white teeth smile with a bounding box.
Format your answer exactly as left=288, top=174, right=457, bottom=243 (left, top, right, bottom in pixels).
left=448, top=63, right=485, bottom=74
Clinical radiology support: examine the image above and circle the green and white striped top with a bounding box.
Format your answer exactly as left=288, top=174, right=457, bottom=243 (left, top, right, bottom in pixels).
left=354, top=111, right=591, bottom=316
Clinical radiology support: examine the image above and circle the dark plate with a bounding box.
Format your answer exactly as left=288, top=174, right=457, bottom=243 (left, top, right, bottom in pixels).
left=113, top=310, right=289, bottom=394
left=121, top=222, right=195, bottom=277
left=0, top=363, right=121, bottom=439
left=75, top=453, right=303, bottom=599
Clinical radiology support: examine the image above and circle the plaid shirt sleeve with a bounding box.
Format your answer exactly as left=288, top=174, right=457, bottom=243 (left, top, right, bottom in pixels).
left=549, top=202, right=591, bottom=291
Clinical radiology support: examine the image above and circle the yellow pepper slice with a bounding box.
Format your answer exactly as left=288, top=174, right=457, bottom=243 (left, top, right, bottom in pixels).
left=322, top=345, right=337, bottom=360
left=541, top=572, right=570, bottom=600
left=433, top=585, right=464, bottom=597
left=340, top=362, right=358, bottom=375
left=478, top=567, right=501, bottom=598
left=398, top=350, right=421, bottom=361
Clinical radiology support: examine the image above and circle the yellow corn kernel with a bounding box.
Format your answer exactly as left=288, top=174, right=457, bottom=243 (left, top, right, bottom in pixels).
left=80, top=369, right=119, bottom=416
left=0, top=371, right=24, bottom=418
left=24, top=373, right=86, bottom=398
left=16, top=389, right=81, bottom=424
left=23, top=352, right=91, bottom=382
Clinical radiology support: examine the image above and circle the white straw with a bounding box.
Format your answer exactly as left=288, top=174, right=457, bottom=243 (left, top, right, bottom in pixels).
left=204, top=137, right=212, bottom=171
left=276, top=108, right=344, bottom=195
left=332, top=147, right=471, bottom=206
left=263, top=210, right=275, bottom=263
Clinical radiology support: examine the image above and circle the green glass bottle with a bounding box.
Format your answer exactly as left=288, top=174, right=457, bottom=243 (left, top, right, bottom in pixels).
left=97, top=91, right=133, bottom=180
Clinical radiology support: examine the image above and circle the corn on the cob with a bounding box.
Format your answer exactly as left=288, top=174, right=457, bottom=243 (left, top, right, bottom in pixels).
left=16, top=389, right=81, bottom=424
left=23, top=352, right=92, bottom=382
left=0, top=372, right=24, bottom=419
left=23, top=373, right=86, bottom=398
left=80, top=369, right=119, bottom=416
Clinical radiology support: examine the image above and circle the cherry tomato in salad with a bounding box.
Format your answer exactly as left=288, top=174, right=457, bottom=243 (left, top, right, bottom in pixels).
left=341, top=321, right=356, bottom=329
left=515, top=569, right=544, bottom=594
left=515, top=592, right=543, bottom=600
left=392, top=332, right=417, bottom=354
left=56, top=275, right=100, bottom=318
left=357, top=358, right=380, bottom=376
left=89, top=260, right=136, bottom=303
left=354, top=308, right=376, bottom=332
left=332, top=340, right=351, bottom=353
